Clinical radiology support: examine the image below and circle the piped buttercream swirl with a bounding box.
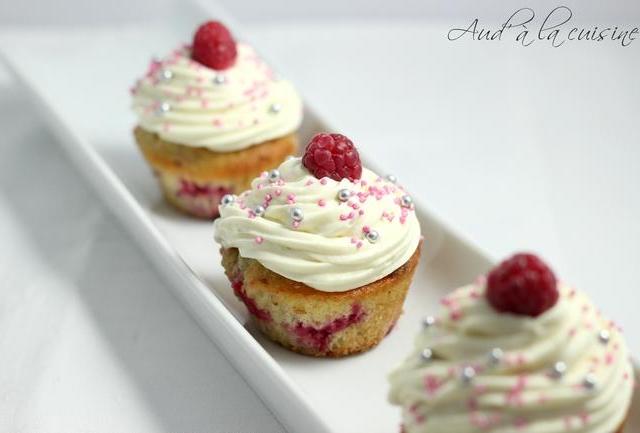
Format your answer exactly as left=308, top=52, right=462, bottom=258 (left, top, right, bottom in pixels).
left=213, top=157, right=421, bottom=292
left=131, top=43, right=302, bottom=152
left=388, top=282, right=634, bottom=433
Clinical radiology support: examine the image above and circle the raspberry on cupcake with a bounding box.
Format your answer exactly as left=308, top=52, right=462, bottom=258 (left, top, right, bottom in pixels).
left=389, top=253, right=634, bottom=433
left=214, top=133, right=422, bottom=356
left=131, top=21, right=302, bottom=218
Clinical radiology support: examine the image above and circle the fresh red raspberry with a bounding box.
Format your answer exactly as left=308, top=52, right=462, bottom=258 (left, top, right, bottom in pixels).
left=302, top=133, right=362, bottom=182
left=191, top=21, right=237, bottom=70
left=486, top=253, right=558, bottom=317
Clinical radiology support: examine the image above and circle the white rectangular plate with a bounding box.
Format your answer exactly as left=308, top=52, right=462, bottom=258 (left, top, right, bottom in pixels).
left=1, top=3, right=637, bottom=432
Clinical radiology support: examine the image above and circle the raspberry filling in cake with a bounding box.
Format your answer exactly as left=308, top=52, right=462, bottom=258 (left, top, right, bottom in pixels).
left=289, top=303, right=366, bottom=352
left=388, top=253, right=634, bottom=433
left=157, top=171, right=233, bottom=218
left=231, top=274, right=272, bottom=322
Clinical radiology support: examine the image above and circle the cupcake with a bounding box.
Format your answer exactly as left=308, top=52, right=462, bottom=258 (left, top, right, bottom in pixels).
left=214, top=133, right=422, bottom=356
left=389, top=253, right=634, bottom=432
left=131, top=21, right=302, bottom=218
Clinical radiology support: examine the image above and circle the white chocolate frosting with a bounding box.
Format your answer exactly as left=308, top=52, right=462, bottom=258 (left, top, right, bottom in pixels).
left=388, top=281, right=634, bottom=432
left=213, top=157, right=421, bottom=292
left=131, top=43, right=302, bottom=152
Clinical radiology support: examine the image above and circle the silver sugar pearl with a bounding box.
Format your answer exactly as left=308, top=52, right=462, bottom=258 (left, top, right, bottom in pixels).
left=156, top=101, right=171, bottom=115
left=422, top=315, right=436, bottom=328
left=598, top=329, right=610, bottom=345
left=386, top=174, right=398, bottom=184
left=550, top=361, right=567, bottom=379
left=488, top=348, right=504, bottom=365
left=290, top=206, right=304, bottom=222
left=253, top=205, right=266, bottom=216
left=159, top=69, right=173, bottom=80
left=583, top=373, right=597, bottom=390
left=268, top=169, right=280, bottom=183
left=420, top=348, right=433, bottom=362
left=337, top=189, right=352, bottom=202
left=365, top=229, right=380, bottom=243
left=269, top=103, right=282, bottom=114
left=401, top=195, right=414, bottom=209
left=220, top=194, right=235, bottom=206
left=461, top=366, right=476, bottom=384
left=213, top=74, right=226, bottom=85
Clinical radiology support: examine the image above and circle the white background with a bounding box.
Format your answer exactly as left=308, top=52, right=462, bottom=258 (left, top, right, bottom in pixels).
left=1, top=0, right=639, bottom=432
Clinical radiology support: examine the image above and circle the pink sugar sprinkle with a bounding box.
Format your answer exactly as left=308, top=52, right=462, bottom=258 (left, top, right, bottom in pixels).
left=339, top=211, right=355, bottom=221
left=305, top=179, right=314, bottom=186
left=362, top=225, right=371, bottom=233
left=264, top=193, right=273, bottom=202
left=275, top=189, right=282, bottom=197
left=423, top=375, right=442, bottom=396
left=286, top=193, right=296, bottom=204
left=356, top=241, right=363, bottom=249
left=257, top=184, right=264, bottom=190
left=450, top=309, right=462, bottom=321
left=292, top=221, right=300, bottom=229
left=359, top=210, right=365, bottom=216
left=350, top=237, right=357, bottom=244
left=318, top=199, right=326, bottom=207
left=320, top=178, right=328, bottom=185
left=505, top=376, right=527, bottom=407
left=441, top=297, right=454, bottom=307
left=255, top=236, right=264, bottom=244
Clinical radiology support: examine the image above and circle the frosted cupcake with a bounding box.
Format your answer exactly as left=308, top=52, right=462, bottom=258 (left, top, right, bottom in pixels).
left=131, top=21, right=302, bottom=218
left=214, top=133, right=422, bottom=356
left=389, top=253, right=634, bottom=432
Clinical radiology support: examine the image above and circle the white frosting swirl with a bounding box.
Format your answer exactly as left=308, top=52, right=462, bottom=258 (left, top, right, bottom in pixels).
left=131, top=43, right=302, bottom=152
left=388, top=282, right=634, bottom=433
left=213, top=157, right=421, bottom=292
